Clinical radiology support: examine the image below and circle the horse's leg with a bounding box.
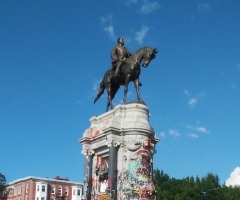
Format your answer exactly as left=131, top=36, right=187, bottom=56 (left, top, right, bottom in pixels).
left=107, top=83, right=114, bottom=110
left=106, top=102, right=110, bottom=112
left=123, top=74, right=130, bottom=104
left=134, top=78, right=142, bottom=101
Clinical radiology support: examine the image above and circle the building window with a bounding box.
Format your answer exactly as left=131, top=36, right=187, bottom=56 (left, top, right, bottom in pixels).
left=41, top=198, right=44, bottom=200
left=37, top=185, right=40, bottom=192
left=26, top=184, right=29, bottom=193
left=72, top=189, right=75, bottom=196
left=51, top=187, right=55, bottom=194
left=51, top=198, right=55, bottom=200
left=9, top=189, right=13, bottom=196
left=42, top=185, right=45, bottom=192
left=65, top=188, right=68, bottom=195
left=58, top=187, right=62, bottom=196
left=77, top=189, right=80, bottom=196
left=18, top=187, right=21, bottom=194
left=37, top=197, right=39, bottom=200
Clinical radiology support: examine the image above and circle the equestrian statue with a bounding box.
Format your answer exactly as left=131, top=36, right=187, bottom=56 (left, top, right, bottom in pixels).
left=94, top=37, right=157, bottom=111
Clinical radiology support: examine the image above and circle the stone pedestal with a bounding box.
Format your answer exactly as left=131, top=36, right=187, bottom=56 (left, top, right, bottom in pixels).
left=79, top=102, right=159, bottom=200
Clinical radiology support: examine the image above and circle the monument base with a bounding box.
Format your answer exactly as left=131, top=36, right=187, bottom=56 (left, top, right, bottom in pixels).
left=79, top=102, right=159, bottom=200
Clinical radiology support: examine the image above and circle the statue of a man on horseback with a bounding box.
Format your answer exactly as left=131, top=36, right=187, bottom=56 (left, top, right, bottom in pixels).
left=111, top=37, right=132, bottom=77
left=94, top=37, right=158, bottom=111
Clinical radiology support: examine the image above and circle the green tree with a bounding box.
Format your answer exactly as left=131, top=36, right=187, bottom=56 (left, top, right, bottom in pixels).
left=153, top=169, right=240, bottom=200
left=220, top=185, right=240, bottom=200
left=153, top=169, right=225, bottom=200
left=199, top=173, right=221, bottom=200
left=0, top=173, right=6, bottom=192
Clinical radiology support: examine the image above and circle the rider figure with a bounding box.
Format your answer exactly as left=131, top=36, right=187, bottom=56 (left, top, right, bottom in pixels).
left=111, top=37, right=131, bottom=77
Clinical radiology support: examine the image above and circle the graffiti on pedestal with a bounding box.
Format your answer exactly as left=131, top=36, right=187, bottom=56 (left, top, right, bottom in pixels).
left=118, top=138, right=156, bottom=199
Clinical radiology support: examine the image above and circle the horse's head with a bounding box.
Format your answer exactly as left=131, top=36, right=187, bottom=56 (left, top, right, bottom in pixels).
left=142, top=48, right=158, bottom=68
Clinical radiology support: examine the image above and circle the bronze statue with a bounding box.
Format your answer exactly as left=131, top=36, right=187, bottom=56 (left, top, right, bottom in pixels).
left=94, top=46, right=157, bottom=111
left=111, top=37, right=132, bottom=77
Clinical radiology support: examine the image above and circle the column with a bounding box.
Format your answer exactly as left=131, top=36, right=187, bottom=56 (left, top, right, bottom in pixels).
left=83, top=150, right=94, bottom=200
left=108, top=144, right=118, bottom=200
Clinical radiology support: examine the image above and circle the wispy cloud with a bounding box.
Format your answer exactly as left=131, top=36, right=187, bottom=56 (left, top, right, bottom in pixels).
left=140, top=1, right=160, bottom=14
left=225, top=167, right=240, bottom=187
left=187, top=125, right=210, bottom=135
left=100, top=15, right=116, bottom=40
left=168, top=129, right=180, bottom=137
left=135, top=25, right=149, bottom=45
left=188, top=133, right=199, bottom=139
left=184, top=90, right=206, bottom=108
left=125, top=0, right=160, bottom=14
left=198, top=3, right=212, bottom=11
left=188, top=97, right=198, bottom=108
left=196, top=126, right=209, bottom=133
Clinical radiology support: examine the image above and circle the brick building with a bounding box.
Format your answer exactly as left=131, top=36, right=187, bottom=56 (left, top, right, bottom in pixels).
left=1, top=176, right=83, bottom=200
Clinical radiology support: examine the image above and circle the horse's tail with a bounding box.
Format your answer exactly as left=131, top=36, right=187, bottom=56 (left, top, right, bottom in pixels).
left=94, top=79, right=105, bottom=104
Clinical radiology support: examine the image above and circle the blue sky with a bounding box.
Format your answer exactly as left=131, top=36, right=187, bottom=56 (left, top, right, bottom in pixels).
left=1, top=0, right=240, bottom=185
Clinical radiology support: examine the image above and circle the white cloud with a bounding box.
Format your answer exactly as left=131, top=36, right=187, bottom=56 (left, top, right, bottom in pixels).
left=198, top=3, right=211, bottom=11
left=188, top=97, right=198, bottom=108
left=168, top=129, right=180, bottom=137
left=225, top=167, right=240, bottom=187
left=104, top=25, right=115, bottom=39
left=135, top=25, right=149, bottom=45
left=140, top=1, right=160, bottom=14
left=100, top=15, right=116, bottom=40
left=188, top=133, right=199, bottom=139
left=187, top=92, right=206, bottom=108
left=196, top=126, right=209, bottom=133
left=187, top=125, right=209, bottom=135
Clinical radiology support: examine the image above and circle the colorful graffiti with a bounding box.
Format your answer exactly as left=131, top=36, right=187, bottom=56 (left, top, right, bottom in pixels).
left=98, top=194, right=108, bottom=200
left=117, top=138, right=156, bottom=200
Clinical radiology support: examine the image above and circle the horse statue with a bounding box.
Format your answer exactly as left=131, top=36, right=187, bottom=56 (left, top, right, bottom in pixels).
left=94, top=47, right=157, bottom=111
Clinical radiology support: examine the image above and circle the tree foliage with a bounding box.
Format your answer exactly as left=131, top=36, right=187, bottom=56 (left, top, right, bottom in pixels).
left=0, top=173, right=6, bottom=192
left=153, top=169, right=240, bottom=200
left=0, top=173, right=6, bottom=199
